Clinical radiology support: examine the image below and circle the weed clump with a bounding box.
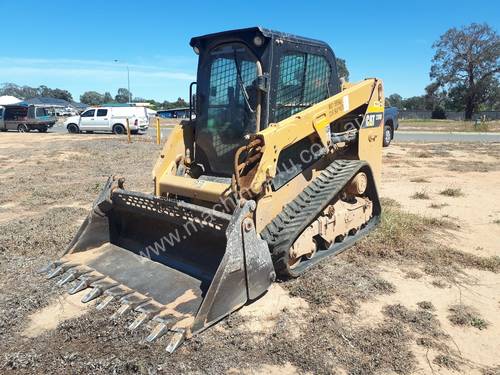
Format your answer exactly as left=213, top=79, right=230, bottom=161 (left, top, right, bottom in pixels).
left=411, top=190, right=430, bottom=200
left=410, top=177, right=430, bottom=183
left=433, top=354, right=459, bottom=370
left=440, top=188, right=463, bottom=197
left=429, top=202, right=448, bottom=209
left=448, top=304, right=489, bottom=329
left=417, top=301, right=434, bottom=311
left=383, top=304, right=443, bottom=338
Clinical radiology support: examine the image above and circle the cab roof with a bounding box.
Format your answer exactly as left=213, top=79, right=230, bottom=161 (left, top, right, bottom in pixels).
left=190, top=26, right=330, bottom=49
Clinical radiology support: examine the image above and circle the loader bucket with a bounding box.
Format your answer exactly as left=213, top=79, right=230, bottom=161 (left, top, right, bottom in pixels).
left=40, top=177, right=275, bottom=352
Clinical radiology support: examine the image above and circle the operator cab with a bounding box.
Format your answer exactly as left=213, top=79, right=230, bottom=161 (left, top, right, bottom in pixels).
left=190, top=27, right=341, bottom=176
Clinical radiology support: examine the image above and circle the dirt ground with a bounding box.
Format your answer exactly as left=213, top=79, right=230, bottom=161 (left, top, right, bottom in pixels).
left=0, top=132, right=499, bottom=375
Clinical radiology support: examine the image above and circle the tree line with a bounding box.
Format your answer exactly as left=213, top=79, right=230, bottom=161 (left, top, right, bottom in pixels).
left=0, top=83, right=188, bottom=110
left=387, top=23, right=499, bottom=119
left=79, top=89, right=188, bottom=109
left=0, top=83, right=73, bottom=102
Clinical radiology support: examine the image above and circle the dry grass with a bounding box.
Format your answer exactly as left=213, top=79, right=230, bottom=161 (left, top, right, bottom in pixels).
left=0, top=135, right=497, bottom=374
left=411, top=190, right=430, bottom=200
left=357, top=201, right=500, bottom=278
left=431, top=280, right=448, bottom=288
left=405, top=270, right=423, bottom=279
left=429, top=202, right=449, bottom=209
left=399, top=119, right=500, bottom=133
left=482, top=365, right=500, bottom=375
left=440, top=188, right=464, bottom=197
left=0, top=135, right=421, bottom=375
left=381, top=303, right=462, bottom=371
left=448, top=304, right=489, bottom=330
left=447, top=160, right=497, bottom=173
left=410, top=151, right=432, bottom=158
left=410, top=177, right=430, bottom=183
left=433, top=354, right=460, bottom=370
left=383, top=304, right=444, bottom=338
left=417, top=301, right=435, bottom=311
left=286, top=258, right=396, bottom=313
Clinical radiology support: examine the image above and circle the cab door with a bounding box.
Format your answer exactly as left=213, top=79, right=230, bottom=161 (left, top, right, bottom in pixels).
left=94, top=108, right=110, bottom=131
left=79, top=109, right=96, bottom=130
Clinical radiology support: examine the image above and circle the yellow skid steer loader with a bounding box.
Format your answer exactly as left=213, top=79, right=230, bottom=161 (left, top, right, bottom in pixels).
left=40, top=27, right=384, bottom=352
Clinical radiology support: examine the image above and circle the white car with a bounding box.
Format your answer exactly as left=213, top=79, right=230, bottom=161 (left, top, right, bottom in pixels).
left=56, top=107, right=78, bottom=117
left=64, top=106, right=149, bottom=134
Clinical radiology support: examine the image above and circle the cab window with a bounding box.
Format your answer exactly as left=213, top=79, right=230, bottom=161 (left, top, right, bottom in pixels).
left=81, top=110, right=95, bottom=117
left=35, top=107, right=48, bottom=117
left=96, top=109, right=108, bottom=117
left=276, top=52, right=331, bottom=122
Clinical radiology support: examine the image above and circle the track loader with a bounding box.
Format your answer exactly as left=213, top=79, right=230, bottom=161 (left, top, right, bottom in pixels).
left=40, top=27, right=384, bottom=352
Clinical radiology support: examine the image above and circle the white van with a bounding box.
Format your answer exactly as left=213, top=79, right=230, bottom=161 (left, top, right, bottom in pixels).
left=64, top=106, right=149, bottom=134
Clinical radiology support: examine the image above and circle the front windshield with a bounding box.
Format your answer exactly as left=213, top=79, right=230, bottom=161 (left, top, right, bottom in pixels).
left=196, top=43, right=258, bottom=175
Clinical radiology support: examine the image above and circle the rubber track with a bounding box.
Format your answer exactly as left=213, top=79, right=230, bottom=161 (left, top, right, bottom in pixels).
left=261, top=159, right=381, bottom=278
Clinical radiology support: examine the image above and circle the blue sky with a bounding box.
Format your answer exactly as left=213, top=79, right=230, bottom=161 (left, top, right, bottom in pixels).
left=0, top=0, right=498, bottom=102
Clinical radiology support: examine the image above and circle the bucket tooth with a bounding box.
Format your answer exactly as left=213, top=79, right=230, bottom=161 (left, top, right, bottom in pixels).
left=128, top=302, right=162, bottom=331
left=111, top=303, right=132, bottom=319
left=38, top=260, right=66, bottom=274
left=68, top=279, right=90, bottom=295
left=166, top=328, right=186, bottom=353
left=96, top=286, right=133, bottom=311
left=67, top=274, right=104, bottom=295
left=111, top=294, right=152, bottom=320
left=81, top=287, right=103, bottom=303
left=57, top=269, right=91, bottom=287
left=82, top=280, right=119, bottom=303
left=47, top=263, right=76, bottom=279
left=146, top=318, right=174, bottom=343
left=57, top=272, right=77, bottom=286
left=96, top=295, right=115, bottom=311
left=128, top=312, right=151, bottom=331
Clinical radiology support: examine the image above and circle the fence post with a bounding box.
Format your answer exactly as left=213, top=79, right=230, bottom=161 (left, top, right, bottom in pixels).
left=156, top=117, right=161, bottom=145
left=126, top=118, right=131, bottom=144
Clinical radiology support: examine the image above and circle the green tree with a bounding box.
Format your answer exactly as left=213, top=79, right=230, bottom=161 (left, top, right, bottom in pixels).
left=430, top=23, right=500, bottom=119
left=402, top=96, right=427, bottom=110
left=103, top=92, right=113, bottom=103
left=80, top=91, right=105, bottom=106
left=48, top=88, right=73, bottom=101
left=1, top=83, right=73, bottom=101
left=0, top=83, right=23, bottom=97
left=115, top=88, right=132, bottom=103
left=387, top=94, right=403, bottom=108
left=0, top=83, right=38, bottom=99
left=162, top=97, right=188, bottom=109
left=335, top=57, right=349, bottom=82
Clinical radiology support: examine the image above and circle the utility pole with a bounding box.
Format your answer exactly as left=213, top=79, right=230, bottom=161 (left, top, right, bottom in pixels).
left=126, top=66, right=131, bottom=103
left=114, top=59, right=132, bottom=103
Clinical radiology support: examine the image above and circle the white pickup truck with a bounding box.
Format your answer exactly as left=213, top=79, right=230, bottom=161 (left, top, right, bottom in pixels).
left=64, top=106, right=149, bottom=134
